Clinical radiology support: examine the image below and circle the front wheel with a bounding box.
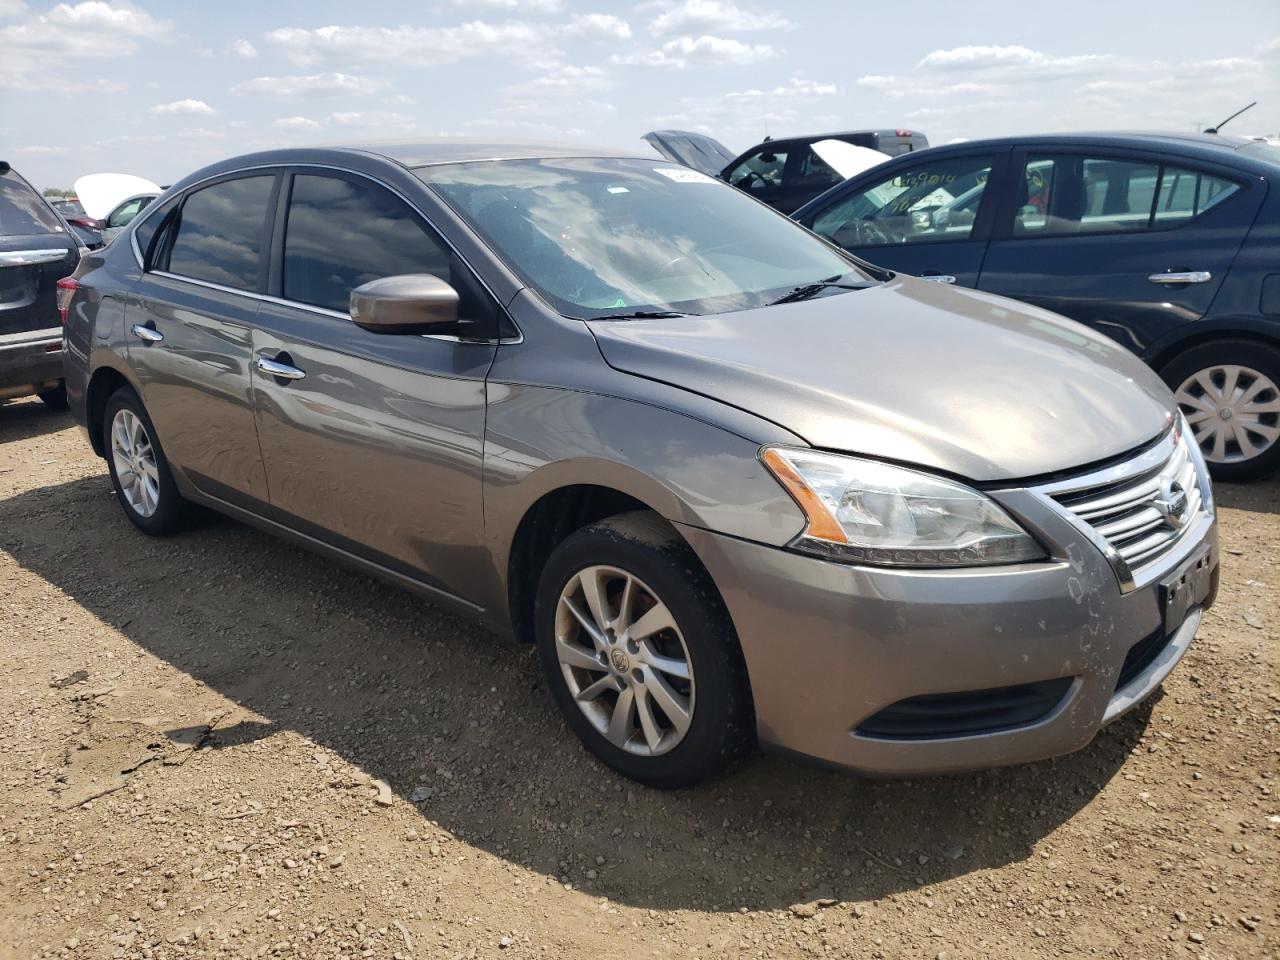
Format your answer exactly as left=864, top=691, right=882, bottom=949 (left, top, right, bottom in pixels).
left=535, top=511, right=754, bottom=788
left=1162, top=339, right=1280, bottom=482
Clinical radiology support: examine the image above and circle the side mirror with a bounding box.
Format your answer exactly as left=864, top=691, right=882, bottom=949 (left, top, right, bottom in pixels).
left=350, top=274, right=459, bottom=334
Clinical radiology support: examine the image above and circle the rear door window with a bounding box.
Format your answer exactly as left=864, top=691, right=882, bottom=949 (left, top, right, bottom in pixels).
left=281, top=173, right=493, bottom=327
left=1013, top=154, right=1240, bottom=235
left=1, top=170, right=65, bottom=236
left=810, top=154, right=997, bottom=247
left=166, top=176, right=274, bottom=290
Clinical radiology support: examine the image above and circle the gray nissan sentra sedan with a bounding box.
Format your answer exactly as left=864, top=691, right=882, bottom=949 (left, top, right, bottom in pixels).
left=60, top=140, right=1218, bottom=788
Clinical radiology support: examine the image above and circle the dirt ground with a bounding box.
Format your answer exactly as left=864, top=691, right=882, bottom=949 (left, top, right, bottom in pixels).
left=0, top=396, right=1276, bottom=960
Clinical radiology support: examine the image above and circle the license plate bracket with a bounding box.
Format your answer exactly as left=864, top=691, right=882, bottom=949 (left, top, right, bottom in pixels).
left=1160, top=544, right=1213, bottom=635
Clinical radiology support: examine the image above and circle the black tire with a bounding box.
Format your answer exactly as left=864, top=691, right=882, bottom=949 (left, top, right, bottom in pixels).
left=1160, top=339, right=1280, bottom=482
left=37, top=381, right=68, bottom=411
left=102, top=385, right=191, bottom=535
left=534, top=510, right=754, bottom=788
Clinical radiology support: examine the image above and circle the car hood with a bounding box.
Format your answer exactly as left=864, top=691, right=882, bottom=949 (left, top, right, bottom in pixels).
left=641, top=130, right=737, bottom=177
left=73, top=173, right=162, bottom=220
left=586, top=278, right=1174, bottom=482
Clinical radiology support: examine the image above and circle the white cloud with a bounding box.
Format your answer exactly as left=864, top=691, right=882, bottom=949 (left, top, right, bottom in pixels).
left=175, top=127, right=225, bottom=140
left=231, top=72, right=385, bottom=97
left=274, top=116, right=321, bottom=131
left=325, top=110, right=414, bottom=129
left=229, top=37, right=257, bottom=58
left=264, top=21, right=553, bottom=67
left=517, top=63, right=610, bottom=93
left=613, top=35, right=776, bottom=69
left=727, top=77, right=837, bottom=99
left=0, top=0, right=27, bottom=18
left=563, top=12, right=630, bottom=41
left=650, top=0, right=788, bottom=35
left=0, top=0, right=171, bottom=60
left=918, top=44, right=1109, bottom=77
left=149, top=98, right=214, bottom=116
left=648, top=75, right=839, bottom=145
left=446, top=0, right=562, bottom=11
left=15, top=144, right=68, bottom=155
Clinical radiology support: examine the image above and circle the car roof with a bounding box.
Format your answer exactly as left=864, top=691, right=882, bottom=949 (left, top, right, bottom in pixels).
left=894, top=131, right=1280, bottom=170
left=166, top=139, right=661, bottom=193
left=334, top=138, right=649, bottom=167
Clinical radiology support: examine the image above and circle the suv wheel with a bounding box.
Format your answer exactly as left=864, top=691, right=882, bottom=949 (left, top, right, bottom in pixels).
left=1163, top=339, right=1280, bottom=482
left=37, top=381, right=68, bottom=411
left=103, top=386, right=191, bottom=535
left=534, top=511, right=754, bottom=788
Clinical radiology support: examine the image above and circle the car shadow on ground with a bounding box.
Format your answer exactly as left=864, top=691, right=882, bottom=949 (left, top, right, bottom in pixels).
left=0, top=397, right=73, bottom=444
left=1214, top=480, right=1280, bottom=516
left=2, top=473, right=1155, bottom=913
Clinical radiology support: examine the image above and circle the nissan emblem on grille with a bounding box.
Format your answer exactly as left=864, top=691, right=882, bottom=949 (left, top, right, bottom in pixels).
left=1153, top=477, right=1189, bottom=529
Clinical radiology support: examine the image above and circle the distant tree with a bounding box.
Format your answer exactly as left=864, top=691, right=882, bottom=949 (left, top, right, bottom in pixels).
left=42, top=187, right=75, bottom=197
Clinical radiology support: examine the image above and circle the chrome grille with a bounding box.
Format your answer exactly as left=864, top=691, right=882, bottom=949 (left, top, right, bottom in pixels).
left=1034, top=423, right=1210, bottom=589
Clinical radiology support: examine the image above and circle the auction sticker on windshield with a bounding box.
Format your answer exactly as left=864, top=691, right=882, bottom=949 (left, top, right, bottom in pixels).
left=653, top=167, right=717, bottom=184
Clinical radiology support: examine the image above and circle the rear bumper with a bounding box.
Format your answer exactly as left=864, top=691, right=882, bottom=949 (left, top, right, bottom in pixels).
left=0, top=327, right=62, bottom=398
left=678, top=501, right=1217, bottom=777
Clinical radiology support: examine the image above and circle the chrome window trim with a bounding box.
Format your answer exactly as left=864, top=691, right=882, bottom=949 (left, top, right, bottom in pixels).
left=129, top=161, right=517, bottom=339
left=148, top=270, right=521, bottom=344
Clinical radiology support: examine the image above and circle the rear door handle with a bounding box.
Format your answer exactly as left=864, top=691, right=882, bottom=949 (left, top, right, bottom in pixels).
left=130, top=323, right=163, bottom=343
left=256, top=356, right=306, bottom=381
left=1148, top=271, right=1211, bottom=285
left=919, top=273, right=957, bottom=284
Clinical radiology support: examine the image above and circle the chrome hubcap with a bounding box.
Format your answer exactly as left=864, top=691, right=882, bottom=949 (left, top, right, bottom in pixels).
left=555, top=565, right=694, bottom=757
left=110, top=408, right=160, bottom=517
left=1175, top=364, right=1280, bottom=464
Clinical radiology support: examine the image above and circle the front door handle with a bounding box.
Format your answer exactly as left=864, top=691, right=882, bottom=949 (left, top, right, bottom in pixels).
left=256, top=356, right=306, bottom=381
left=1148, top=271, right=1211, bottom=285
left=919, top=273, right=957, bottom=284
left=130, top=323, right=163, bottom=343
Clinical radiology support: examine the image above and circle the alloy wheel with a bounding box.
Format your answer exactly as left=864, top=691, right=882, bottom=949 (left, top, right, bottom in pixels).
left=110, top=408, right=160, bottom=517
left=1175, top=364, right=1280, bottom=465
left=554, top=565, right=695, bottom=757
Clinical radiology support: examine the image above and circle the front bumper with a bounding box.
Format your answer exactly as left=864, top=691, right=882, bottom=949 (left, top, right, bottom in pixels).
left=0, top=327, right=63, bottom=399
left=677, top=492, right=1217, bottom=776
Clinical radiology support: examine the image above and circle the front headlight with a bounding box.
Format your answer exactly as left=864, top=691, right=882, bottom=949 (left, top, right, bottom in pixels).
left=761, top=446, right=1046, bottom=567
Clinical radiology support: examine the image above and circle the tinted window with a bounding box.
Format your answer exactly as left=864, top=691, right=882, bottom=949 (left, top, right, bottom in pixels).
left=1153, top=167, right=1239, bottom=225
left=811, top=154, right=995, bottom=247
left=1, top=170, right=65, bottom=235
left=725, top=147, right=788, bottom=192
left=793, top=146, right=843, bottom=193
left=1014, top=155, right=1239, bottom=235
left=167, top=176, right=273, bottom=290
left=134, top=196, right=178, bottom=267
left=282, top=174, right=464, bottom=314
left=423, top=158, right=868, bottom=320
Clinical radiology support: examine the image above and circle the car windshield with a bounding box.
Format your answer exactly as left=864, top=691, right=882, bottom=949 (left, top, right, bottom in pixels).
left=419, top=157, right=874, bottom=319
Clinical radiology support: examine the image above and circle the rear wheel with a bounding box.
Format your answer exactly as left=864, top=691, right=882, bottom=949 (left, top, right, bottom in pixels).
left=103, top=386, right=191, bottom=535
left=37, top=381, right=68, bottom=411
left=535, top=511, right=754, bottom=788
left=1162, top=340, right=1280, bottom=482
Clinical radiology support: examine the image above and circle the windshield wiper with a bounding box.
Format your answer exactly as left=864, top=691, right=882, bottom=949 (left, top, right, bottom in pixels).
left=768, top=276, right=872, bottom=306
left=589, top=310, right=692, bottom=321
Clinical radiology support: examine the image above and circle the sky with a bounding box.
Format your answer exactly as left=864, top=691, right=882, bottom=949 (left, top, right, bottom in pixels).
left=2, top=0, right=1278, bottom=191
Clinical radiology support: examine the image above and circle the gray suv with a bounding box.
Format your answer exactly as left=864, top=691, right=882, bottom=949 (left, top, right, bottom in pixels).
left=62, top=141, right=1218, bottom=787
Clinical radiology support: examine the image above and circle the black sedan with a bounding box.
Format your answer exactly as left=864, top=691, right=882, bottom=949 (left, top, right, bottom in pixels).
left=793, top=133, right=1280, bottom=480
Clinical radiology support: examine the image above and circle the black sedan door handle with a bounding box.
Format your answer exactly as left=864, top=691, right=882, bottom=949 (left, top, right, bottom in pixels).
left=130, top=323, right=164, bottom=344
